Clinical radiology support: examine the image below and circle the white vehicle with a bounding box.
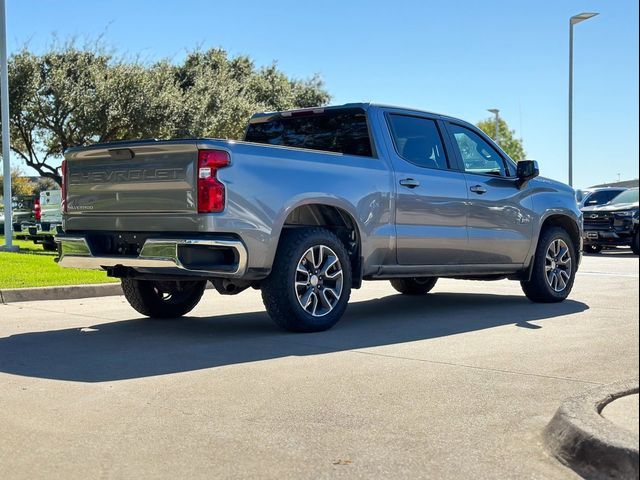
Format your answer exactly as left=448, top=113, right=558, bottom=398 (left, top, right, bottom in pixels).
left=40, top=189, right=63, bottom=224
left=16, top=189, right=62, bottom=251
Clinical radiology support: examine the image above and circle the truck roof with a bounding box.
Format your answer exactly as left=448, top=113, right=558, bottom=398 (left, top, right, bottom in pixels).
left=249, top=102, right=457, bottom=123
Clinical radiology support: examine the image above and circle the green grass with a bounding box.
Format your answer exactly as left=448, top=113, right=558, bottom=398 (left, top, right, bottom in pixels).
left=0, top=236, right=117, bottom=289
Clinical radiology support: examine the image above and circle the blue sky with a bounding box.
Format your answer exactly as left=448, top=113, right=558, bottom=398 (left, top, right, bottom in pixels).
left=7, top=0, right=639, bottom=188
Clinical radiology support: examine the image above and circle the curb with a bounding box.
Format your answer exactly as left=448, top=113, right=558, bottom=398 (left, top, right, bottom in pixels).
left=544, top=380, right=639, bottom=480
left=0, top=283, right=122, bottom=304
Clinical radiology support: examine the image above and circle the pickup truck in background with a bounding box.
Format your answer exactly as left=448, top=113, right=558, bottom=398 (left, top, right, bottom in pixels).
left=56, top=103, right=583, bottom=332
left=15, top=189, right=62, bottom=251
left=1, top=195, right=36, bottom=232
left=582, top=187, right=639, bottom=254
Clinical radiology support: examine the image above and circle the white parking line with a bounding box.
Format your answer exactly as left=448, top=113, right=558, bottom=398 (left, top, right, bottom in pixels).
left=578, top=271, right=639, bottom=278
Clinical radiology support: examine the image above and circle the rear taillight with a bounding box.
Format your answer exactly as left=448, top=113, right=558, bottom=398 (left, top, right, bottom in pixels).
left=197, top=149, right=230, bottom=213
left=60, top=160, right=68, bottom=213
left=33, top=198, right=41, bottom=221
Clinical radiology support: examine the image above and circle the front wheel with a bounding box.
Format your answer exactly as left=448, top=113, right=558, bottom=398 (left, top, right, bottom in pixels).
left=390, top=277, right=438, bottom=295
left=121, top=279, right=207, bottom=318
left=631, top=231, right=639, bottom=255
left=521, top=227, right=577, bottom=303
left=261, top=228, right=352, bottom=332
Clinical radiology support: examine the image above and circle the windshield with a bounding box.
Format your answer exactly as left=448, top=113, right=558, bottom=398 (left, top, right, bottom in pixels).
left=610, top=189, right=639, bottom=205
left=583, top=189, right=625, bottom=206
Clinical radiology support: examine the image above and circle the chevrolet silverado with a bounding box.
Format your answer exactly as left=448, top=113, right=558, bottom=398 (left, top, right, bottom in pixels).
left=56, top=103, right=583, bottom=332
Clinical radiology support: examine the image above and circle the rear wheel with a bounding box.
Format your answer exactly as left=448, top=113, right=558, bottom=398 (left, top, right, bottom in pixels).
left=632, top=231, right=640, bottom=255
left=261, top=228, right=352, bottom=332
left=42, top=239, right=58, bottom=252
left=390, top=277, right=438, bottom=295
left=121, top=279, right=206, bottom=318
left=521, top=227, right=577, bottom=303
left=584, top=244, right=602, bottom=254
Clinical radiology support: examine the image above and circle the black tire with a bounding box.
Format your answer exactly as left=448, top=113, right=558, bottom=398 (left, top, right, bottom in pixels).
left=632, top=231, right=640, bottom=255
left=584, top=244, right=602, bottom=254
left=261, top=227, right=352, bottom=332
left=390, top=277, right=438, bottom=295
left=521, top=226, right=577, bottom=303
left=42, top=240, right=58, bottom=252
left=121, top=279, right=206, bottom=318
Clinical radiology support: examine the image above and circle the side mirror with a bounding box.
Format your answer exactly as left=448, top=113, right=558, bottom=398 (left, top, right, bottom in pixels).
left=516, top=160, right=539, bottom=188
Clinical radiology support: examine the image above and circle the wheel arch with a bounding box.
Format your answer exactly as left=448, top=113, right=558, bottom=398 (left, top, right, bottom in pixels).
left=522, top=213, right=582, bottom=281
left=273, top=199, right=364, bottom=288
left=540, top=214, right=582, bottom=257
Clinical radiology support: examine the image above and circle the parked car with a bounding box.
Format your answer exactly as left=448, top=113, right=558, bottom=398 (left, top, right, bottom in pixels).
left=55, top=103, right=582, bottom=332
left=576, top=187, right=627, bottom=209
left=15, top=189, right=62, bottom=251
left=1, top=195, right=37, bottom=233
left=10, top=195, right=37, bottom=231
left=582, top=188, right=639, bottom=254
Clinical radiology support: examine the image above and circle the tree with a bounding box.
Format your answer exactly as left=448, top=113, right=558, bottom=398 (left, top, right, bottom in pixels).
left=477, top=117, right=526, bottom=161
left=0, top=168, right=35, bottom=197
left=33, top=177, right=59, bottom=196
left=174, top=49, right=330, bottom=139
left=3, top=44, right=330, bottom=185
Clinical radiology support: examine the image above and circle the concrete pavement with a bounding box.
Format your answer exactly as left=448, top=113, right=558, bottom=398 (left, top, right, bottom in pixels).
left=0, top=251, right=638, bottom=479
left=603, top=393, right=640, bottom=436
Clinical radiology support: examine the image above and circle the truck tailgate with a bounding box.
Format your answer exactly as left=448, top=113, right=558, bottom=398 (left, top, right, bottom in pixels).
left=65, top=140, right=198, bottom=214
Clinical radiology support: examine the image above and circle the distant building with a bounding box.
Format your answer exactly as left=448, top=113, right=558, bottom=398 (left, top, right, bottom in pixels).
left=589, top=179, right=639, bottom=189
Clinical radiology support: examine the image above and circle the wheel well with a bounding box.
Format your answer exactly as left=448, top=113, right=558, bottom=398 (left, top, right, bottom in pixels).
left=283, top=204, right=362, bottom=288
left=541, top=215, right=581, bottom=254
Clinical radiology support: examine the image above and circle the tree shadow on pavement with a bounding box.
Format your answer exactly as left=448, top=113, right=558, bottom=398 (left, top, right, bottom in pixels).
left=0, top=292, right=588, bottom=382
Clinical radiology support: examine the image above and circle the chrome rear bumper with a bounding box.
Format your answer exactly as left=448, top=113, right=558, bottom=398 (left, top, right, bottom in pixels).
left=56, top=236, right=248, bottom=277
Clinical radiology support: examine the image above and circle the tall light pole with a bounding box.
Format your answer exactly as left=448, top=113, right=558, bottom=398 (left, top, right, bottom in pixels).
left=0, top=0, right=17, bottom=251
left=487, top=108, right=500, bottom=145
left=569, top=12, right=598, bottom=187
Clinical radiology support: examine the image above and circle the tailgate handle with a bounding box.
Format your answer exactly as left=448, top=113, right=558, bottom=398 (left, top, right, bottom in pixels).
left=108, top=148, right=135, bottom=160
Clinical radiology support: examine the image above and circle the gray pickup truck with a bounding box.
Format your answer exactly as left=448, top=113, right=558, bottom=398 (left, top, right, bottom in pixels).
left=56, top=103, right=582, bottom=332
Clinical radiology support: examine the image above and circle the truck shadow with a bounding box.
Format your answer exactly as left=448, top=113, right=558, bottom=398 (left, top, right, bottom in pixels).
left=0, top=293, right=589, bottom=383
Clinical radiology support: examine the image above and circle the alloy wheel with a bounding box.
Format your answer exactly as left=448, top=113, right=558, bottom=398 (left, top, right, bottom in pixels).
left=295, top=244, right=344, bottom=317
left=545, top=239, right=572, bottom=292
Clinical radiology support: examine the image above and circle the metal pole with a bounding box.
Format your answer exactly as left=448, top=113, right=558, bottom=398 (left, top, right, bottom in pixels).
left=487, top=108, right=500, bottom=145
left=0, top=0, right=17, bottom=250
left=568, top=21, right=574, bottom=187
left=568, top=12, right=598, bottom=188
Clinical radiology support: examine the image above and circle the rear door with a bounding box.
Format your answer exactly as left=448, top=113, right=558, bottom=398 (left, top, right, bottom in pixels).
left=384, top=112, right=469, bottom=265
left=444, top=122, right=533, bottom=264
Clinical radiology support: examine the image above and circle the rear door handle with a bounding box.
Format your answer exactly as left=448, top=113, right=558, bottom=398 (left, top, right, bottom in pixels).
left=399, top=178, right=420, bottom=189
left=470, top=185, right=487, bottom=194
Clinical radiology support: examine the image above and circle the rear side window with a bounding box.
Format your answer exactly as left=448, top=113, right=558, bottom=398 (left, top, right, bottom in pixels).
left=244, top=108, right=373, bottom=157
left=387, top=114, right=449, bottom=170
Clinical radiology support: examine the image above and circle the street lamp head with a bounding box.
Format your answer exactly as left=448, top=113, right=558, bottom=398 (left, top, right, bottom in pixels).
left=487, top=108, right=500, bottom=115
left=570, top=12, right=599, bottom=25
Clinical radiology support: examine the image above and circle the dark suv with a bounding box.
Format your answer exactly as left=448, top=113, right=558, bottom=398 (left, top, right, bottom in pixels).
left=582, top=188, right=639, bottom=254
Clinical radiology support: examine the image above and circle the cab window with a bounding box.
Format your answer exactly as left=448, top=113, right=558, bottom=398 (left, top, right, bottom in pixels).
left=449, top=124, right=508, bottom=177
left=387, top=114, right=449, bottom=170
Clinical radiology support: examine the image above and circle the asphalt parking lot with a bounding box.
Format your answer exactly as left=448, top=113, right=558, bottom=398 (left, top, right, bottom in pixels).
left=1, top=251, right=638, bottom=479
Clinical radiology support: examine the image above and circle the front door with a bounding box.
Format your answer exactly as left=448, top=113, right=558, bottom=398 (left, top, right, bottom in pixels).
left=445, top=122, right=533, bottom=264
left=385, top=113, right=469, bottom=265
